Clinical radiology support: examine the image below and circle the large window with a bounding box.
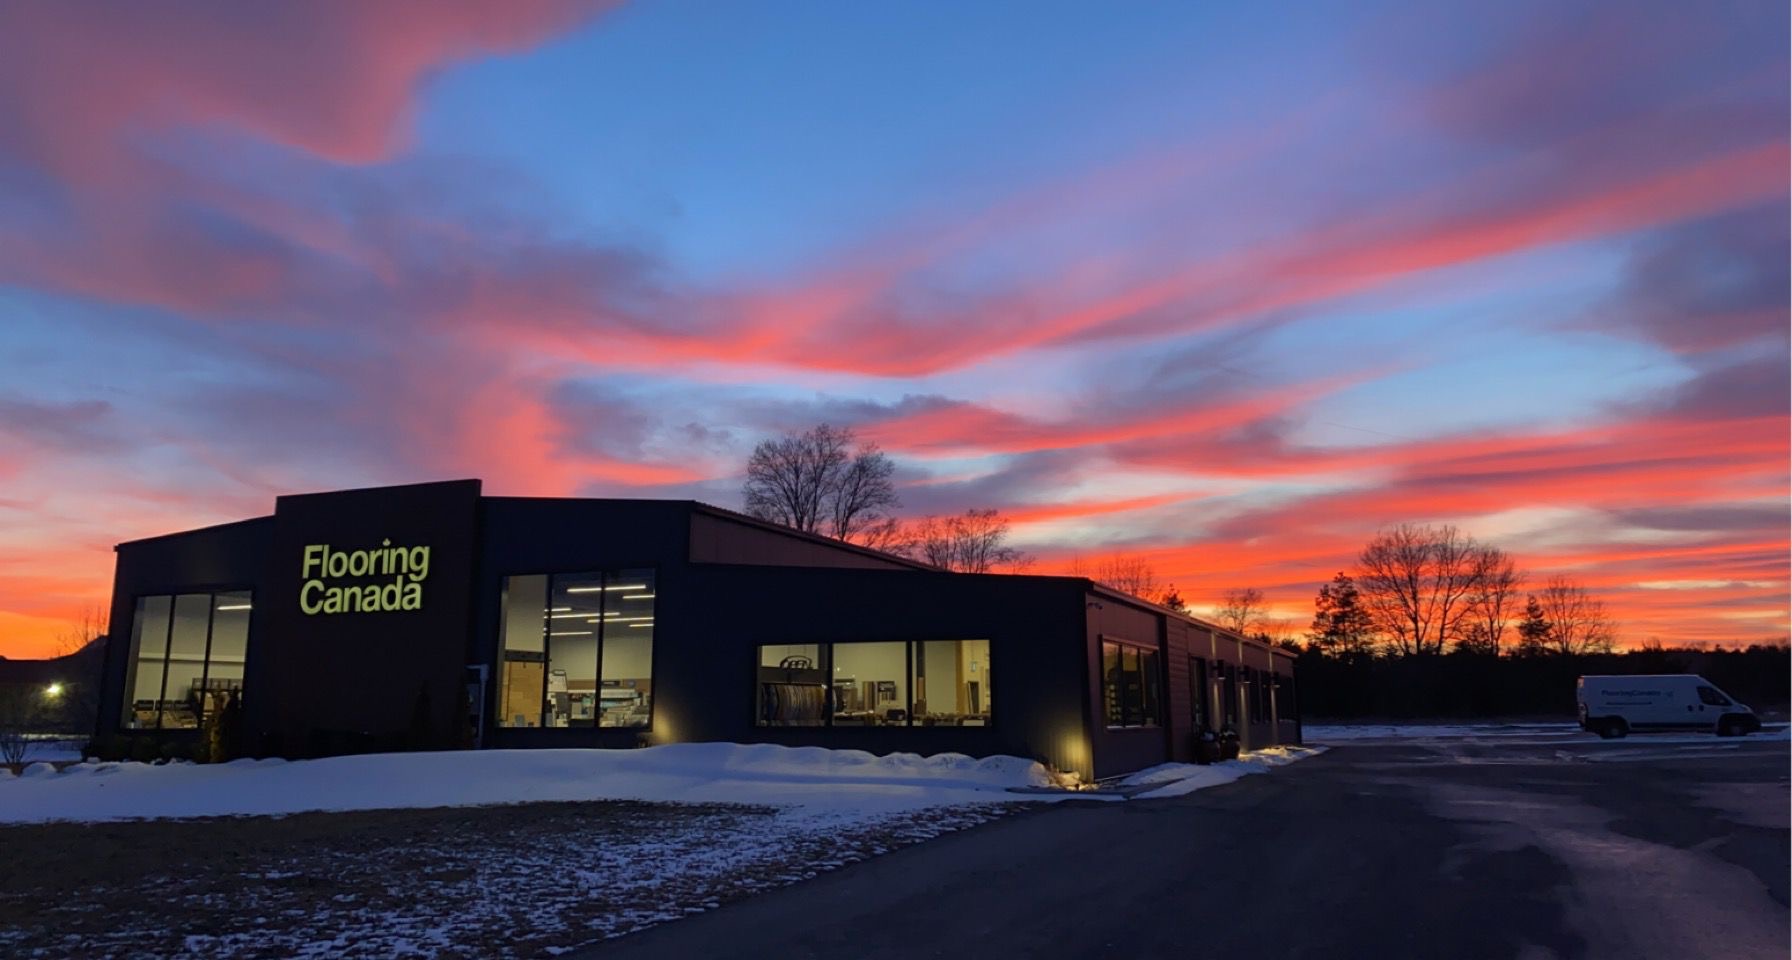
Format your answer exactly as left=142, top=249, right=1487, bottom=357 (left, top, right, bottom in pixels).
left=1101, top=640, right=1161, bottom=728
left=496, top=569, right=655, bottom=729
left=121, top=591, right=252, bottom=730
left=756, top=640, right=992, bottom=728
left=914, top=639, right=990, bottom=727
left=758, top=644, right=829, bottom=726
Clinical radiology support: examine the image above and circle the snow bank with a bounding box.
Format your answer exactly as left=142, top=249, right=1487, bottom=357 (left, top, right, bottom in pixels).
left=1303, top=722, right=1575, bottom=741
left=1119, top=746, right=1327, bottom=800
left=1304, top=722, right=1790, bottom=744
left=0, top=743, right=1059, bottom=825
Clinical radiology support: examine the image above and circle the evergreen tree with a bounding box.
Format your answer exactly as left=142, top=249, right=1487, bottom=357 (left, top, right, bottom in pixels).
left=1158, top=583, right=1189, bottom=614
left=1515, top=594, right=1551, bottom=656
left=1309, top=572, right=1376, bottom=658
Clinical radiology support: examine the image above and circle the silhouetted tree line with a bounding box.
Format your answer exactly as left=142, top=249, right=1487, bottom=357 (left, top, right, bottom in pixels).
left=1295, top=643, right=1790, bottom=719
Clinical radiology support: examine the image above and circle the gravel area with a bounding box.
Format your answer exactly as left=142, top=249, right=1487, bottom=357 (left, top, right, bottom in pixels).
left=0, top=800, right=1009, bottom=958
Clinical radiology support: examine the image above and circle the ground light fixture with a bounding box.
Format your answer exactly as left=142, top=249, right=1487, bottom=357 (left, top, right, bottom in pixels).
left=43, top=682, right=64, bottom=700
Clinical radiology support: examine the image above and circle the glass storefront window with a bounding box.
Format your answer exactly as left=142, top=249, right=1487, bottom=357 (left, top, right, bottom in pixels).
left=757, top=640, right=991, bottom=728
left=161, top=594, right=211, bottom=729
left=599, top=569, right=654, bottom=728
left=205, top=592, right=251, bottom=722
left=496, top=569, right=656, bottom=730
left=758, top=644, right=829, bottom=726
left=548, top=573, right=602, bottom=728
left=832, top=641, right=909, bottom=726
left=912, top=639, right=991, bottom=726
left=123, top=596, right=172, bottom=730
left=498, top=574, right=548, bottom=728
left=120, top=591, right=252, bottom=730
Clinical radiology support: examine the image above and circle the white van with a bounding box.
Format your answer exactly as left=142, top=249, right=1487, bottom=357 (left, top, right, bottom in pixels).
left=1577, top=674, right=1761, bottom=739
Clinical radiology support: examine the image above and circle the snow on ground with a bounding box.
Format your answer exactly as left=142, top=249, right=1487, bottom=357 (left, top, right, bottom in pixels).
left=1118, top=746, right=1328, bottom=799
left=5, top=736, right=83, bottom=763
left=0, top=743, right=1062, bottom=825
left=0, top=799, right=1008, bottom=960
left=0, top=741, right=1329, bottom=825
left=1304, top=722, right=1791, bottom=744
left=1304, top=722, right=1577, bottom=741
left=0, top=742, right=1324, bottom=958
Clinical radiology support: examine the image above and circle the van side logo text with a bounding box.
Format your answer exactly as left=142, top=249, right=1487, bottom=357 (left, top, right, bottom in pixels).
left=301, top=541, right=430, bottom=615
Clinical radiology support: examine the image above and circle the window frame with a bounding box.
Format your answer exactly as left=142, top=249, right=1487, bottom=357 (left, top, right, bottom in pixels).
left=1100, top=636, right=1164, bottom=730
left=119, top=586, right=255, bottom=732
left=753, top=638, right=993, bottom=730
left=1188, top=655, right=1209, bottom=731
left=493, top=565, right=660, bottom=732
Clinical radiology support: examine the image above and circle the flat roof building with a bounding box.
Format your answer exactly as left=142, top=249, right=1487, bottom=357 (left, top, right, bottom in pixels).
left=99, top=480, right=1299, bottom=780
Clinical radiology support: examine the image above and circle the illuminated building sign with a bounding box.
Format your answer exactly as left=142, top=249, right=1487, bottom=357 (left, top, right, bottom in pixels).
left=300, top=540, right=430, bottom=614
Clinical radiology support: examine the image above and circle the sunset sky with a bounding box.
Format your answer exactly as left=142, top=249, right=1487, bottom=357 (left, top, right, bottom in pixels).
left=0, top=1, right=1787, bottom=659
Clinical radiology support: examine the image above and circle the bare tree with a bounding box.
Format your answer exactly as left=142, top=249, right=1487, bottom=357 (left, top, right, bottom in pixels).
left=0, top=687, right=43, bottom=767
left=1536, top=575, right=1616, bottom=655
left=1262, top=616, right=1302, bottom=650
left=853, top=515, right=907, bottom=553
left=55, top=605, right=106, bottom=658
left=901, top=509, right=1028, bottom=572
left=1216, top=587, right=1266, bottom=637
left=1457, top=547, right=1522, bottom=655
left=743, top=424, right=899, bottom=544
left=1356, top=524, right=1487, bottom=657
left=1074, top=555, right=1163, bottom=603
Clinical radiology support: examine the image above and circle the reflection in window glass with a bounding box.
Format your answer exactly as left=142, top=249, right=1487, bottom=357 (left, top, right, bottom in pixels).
left=912, top=639, right=991, bottom=726
left=758, top=644, right=828, bottom=726
left=832, top=642, right=909, bottom=726
left=120, top=591, right=252, bottom=731
left=599, top=569, right=654, bottom=728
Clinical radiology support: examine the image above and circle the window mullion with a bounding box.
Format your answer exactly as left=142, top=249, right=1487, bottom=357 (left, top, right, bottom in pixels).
left=153, top=598, right=175, bottom=730
left=538, top=575, right=553, bottom=728
left=595, top=570, right=608, bottom=719
left=197, top=593, right=217, bottom=729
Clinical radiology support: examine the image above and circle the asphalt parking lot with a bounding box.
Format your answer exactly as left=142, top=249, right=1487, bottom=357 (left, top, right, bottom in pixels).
left=581, top=732, right=1790, bottom=960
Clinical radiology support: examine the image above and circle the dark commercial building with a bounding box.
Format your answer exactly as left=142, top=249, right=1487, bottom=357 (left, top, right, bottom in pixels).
left=99, top=480, right=1299, bottom=779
